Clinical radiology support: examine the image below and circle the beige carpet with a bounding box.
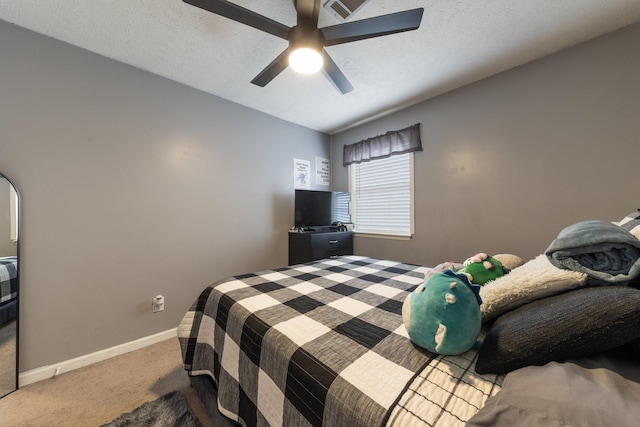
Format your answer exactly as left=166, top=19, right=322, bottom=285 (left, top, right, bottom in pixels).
left=0, top=337, right=214, bottom=427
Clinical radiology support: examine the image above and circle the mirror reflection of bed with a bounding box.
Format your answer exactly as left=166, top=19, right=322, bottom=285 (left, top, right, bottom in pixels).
left=0, top=319, right=17, bottom=397
left=0, top=174, right=19, bottom=398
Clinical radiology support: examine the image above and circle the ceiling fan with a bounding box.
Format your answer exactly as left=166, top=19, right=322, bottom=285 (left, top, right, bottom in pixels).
left=182, top=0, right=424, bottom=94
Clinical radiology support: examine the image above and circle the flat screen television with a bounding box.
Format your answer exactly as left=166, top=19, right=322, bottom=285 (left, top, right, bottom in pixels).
left=294, top=190, right=350, bottom=229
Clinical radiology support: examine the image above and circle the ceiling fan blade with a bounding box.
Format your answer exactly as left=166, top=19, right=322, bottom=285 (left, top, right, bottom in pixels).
left=250, top=49, right=290, bottom=87
left=322, top=8, right=424, bottom=46
left=183, top=0, right=290, bottom=40
left=295, top=0, right=321, bottom=26
left=321, top=50, right=353, bottom=94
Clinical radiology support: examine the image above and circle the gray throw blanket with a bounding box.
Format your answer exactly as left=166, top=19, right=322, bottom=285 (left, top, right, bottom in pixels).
left=545, top=220, right=640, bottom=283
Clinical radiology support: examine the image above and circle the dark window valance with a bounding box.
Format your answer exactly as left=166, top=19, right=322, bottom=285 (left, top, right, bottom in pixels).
left=343, top=123, right=422, bottom=167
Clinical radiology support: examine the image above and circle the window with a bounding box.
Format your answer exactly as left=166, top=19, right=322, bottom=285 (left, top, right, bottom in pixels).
left=9, top=183, right=18, bottom=243
left=332, top=191, right=351, bottom=224
left=348, top=153, right=414, bottom=237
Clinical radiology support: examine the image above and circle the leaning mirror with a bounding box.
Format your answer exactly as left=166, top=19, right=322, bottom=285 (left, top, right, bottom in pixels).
left=0, top=173, right=19, bottom=398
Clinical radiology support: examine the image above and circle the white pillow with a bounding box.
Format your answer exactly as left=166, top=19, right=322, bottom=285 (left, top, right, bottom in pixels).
left=615, top=210, right=640, bottom=239
left=480, top=254, right=588, bottom=323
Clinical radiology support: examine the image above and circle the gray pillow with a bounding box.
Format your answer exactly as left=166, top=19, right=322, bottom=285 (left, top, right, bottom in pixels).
left=627, top=338, right=640, bottom=359
left=475, top=286, right=640, bottom=375
left=469, top=353, right=640, bottom=427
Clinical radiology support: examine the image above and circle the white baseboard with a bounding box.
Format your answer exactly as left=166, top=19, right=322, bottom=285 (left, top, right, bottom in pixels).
left=19, top=328, right=177, bottom=387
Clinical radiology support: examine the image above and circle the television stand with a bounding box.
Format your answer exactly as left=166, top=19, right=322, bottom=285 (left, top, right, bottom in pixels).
left=288, top=229, right=354, bottom=265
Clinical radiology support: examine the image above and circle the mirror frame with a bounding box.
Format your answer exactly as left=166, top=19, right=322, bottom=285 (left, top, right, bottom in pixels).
left=0, top=172, right=19, bottom=397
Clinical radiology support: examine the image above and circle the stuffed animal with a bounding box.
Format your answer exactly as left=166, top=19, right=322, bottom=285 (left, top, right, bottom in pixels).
left=402, top=270, right=482, bottom=355
left=458, top=252, right=510, bottom=285
left=424, top=253, right=523, bottom=286
left=493, top=253, right=525, bottom=270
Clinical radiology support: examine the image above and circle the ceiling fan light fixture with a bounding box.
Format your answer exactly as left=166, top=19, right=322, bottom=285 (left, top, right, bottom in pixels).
left=183, top=0, right=424, bottom=93
left=289, top=47, right=323, bottom=74
left=288, top=24, right=325, bottom=75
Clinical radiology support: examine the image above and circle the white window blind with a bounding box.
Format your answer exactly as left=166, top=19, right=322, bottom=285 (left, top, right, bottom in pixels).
left=349, top=153, right=414, bottom=237
left=332, top=192, right=351, bottom=224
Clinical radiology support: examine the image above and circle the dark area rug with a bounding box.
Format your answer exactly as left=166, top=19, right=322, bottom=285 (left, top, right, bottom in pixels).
left=101, top=390, right=202, bottom=427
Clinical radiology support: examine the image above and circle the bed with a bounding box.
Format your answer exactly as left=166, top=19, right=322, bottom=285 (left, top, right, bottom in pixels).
left=178, top=213, right=640, bottom=427
left=0, top=256, right=18, bottom=325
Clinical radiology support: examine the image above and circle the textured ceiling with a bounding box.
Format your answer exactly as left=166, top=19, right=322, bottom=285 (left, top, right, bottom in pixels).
left=1, top=0, right=639, bottom=134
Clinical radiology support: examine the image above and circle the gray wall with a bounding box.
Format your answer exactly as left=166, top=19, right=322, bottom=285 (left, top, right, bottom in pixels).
left=331, top=23, right=640, bottom=266
left=0, top=20, right=330, bottom=371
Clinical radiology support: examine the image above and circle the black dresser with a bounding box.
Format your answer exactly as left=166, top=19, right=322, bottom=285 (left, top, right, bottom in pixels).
left=288, top=230, right=354, bottom=265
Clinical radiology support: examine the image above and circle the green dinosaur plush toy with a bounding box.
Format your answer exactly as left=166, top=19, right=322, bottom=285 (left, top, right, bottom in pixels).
left=423, top=253, right=522, bottom=286
left=458, top=252, right=510, bottom=285
left=402, top=270, right=482, bottom=355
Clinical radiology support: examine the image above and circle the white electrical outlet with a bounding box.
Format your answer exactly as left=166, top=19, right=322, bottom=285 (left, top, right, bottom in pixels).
left=153, top=295, right=165, bottom=313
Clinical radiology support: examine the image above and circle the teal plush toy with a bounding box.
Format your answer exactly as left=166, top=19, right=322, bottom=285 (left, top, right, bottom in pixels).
left=402, top=270, right=482, bottom=355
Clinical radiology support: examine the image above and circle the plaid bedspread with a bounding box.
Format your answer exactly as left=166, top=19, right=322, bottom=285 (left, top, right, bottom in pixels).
left=178, top=256, right=503, bottom=427
left=0, top=256, right=17, bottom=304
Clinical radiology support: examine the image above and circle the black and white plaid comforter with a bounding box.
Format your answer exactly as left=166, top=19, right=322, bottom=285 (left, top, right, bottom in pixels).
left=178, top=256, right=503, bottom=427
left=0, top=256, right=17, bottom=304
